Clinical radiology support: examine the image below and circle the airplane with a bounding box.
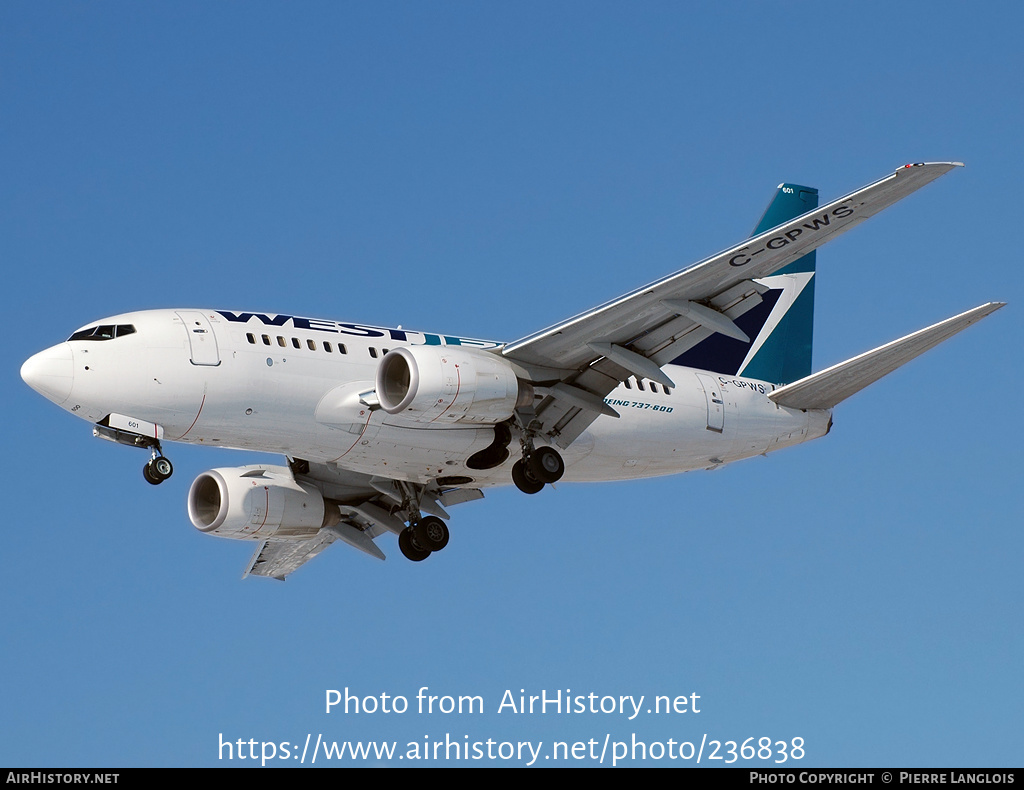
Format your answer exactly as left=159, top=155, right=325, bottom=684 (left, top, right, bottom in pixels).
left=20, top=162, right=1004, bottom=580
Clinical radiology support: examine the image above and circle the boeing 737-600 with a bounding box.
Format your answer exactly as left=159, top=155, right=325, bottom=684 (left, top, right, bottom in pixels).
left=20, top=162, right=1003, bottom=578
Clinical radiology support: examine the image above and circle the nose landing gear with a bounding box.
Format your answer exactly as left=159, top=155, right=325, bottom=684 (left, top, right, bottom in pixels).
left=143, top=451, right=173, bottom=485
left=92, top=420, right=174, bottom=486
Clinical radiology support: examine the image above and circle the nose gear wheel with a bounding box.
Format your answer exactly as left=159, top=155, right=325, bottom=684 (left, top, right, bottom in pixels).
left=143, top=452, right=173, bottom=485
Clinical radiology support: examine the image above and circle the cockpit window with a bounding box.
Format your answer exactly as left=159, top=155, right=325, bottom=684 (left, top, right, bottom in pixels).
left=67, top=324, right=136, bottom=341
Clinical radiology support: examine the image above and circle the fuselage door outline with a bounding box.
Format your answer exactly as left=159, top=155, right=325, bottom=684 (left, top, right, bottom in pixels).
left=696, top=373, right=725, bottom=433
left=176, top=311, right=221, bottom=366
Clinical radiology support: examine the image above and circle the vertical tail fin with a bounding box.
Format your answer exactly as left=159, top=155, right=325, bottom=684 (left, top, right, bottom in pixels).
left=738, top=183, right=818, bottom=384
left=670, top=183, right=818, bottom=385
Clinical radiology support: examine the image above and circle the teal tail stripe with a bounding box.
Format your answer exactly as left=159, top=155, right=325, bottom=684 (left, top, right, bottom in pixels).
left=738, top=183, right=818, bottom=385
left=669, top=182, right=819, bottom=385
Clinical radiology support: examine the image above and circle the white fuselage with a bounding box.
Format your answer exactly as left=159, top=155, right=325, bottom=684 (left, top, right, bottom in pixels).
left=23, top=309, right=832, bottom=487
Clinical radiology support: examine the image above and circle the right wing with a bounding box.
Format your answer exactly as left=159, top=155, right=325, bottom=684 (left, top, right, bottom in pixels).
left=502, top=163, right=963, bottom=447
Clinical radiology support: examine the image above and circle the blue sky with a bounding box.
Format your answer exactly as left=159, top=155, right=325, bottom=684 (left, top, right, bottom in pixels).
left=3, top=2, right=1021, bottom=767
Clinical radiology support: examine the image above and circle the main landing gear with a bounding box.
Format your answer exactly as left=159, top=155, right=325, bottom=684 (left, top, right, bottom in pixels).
left=143, top=450, right=174, bottom=486
left=389, top=480, right=452, bottom=562
left=395, top=440, right=564, bottom=563
left=398, top=515, right=450, bottom=562
left=512, top=445, right=564, bottom=495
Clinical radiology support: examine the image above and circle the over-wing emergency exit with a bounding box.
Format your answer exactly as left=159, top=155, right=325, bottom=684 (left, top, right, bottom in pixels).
left=21, top=162, right=1004, bottom=579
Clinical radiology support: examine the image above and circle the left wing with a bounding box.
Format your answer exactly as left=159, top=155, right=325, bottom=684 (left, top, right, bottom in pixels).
left=242, top=460, right=484, bottom=580
left=501, top=163, right=962, bottom=447
left=244, top=533, right=339, bottom=580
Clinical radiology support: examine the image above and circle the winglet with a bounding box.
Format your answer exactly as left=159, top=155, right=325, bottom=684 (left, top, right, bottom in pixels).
left=768, top=302, right=1004, bottom=411
left=901, top=161, right=964, bottom=169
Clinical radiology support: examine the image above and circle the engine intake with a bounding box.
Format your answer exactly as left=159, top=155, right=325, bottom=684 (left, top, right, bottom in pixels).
left=188, top=465, right=337, bottom=540
left=376, top=346, right=532, bottom=425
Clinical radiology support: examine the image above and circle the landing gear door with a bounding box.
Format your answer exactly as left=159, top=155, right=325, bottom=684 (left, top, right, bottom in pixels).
left=176, top=311, right=221, bottom=366
left=696, top=373, right=725, bottom=433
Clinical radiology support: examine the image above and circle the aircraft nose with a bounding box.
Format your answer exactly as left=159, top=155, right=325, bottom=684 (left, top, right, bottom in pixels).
left=21, top=343, right=75, bottom=405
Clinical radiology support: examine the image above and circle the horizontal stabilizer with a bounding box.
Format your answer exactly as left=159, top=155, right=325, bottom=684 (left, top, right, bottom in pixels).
left=768, top=302, right=1005, bottom=411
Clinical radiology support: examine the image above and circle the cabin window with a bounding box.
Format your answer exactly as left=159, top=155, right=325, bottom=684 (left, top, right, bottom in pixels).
left=369, top=347, right=378, bottom=359
left=262, top=334, right=271, bottom=345
left=650, top=382, right=659, bottom=393
left=636, top=380, right=645, bottom=392
left=307, top=339, right=317, bottom=351
left=277, top=336, right=287, bottom=347
left=324, top=342, right=333, bottom=353
left=246, top=333, right=256, bottom=344
left=624, top=379, right=631, bottom=389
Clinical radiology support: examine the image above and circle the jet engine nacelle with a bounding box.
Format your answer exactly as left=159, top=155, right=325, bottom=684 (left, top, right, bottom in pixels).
left=187, top=465, right=337, bottom=540
left=375, top=346, right=533, bottom=425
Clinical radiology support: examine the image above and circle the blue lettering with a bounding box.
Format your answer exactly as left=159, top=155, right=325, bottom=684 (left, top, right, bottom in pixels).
left=217, top=311, right=291, bottom=326
left=293, top=317, right=339, bottom=333
left=336, top=323, right=386, bottom=338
